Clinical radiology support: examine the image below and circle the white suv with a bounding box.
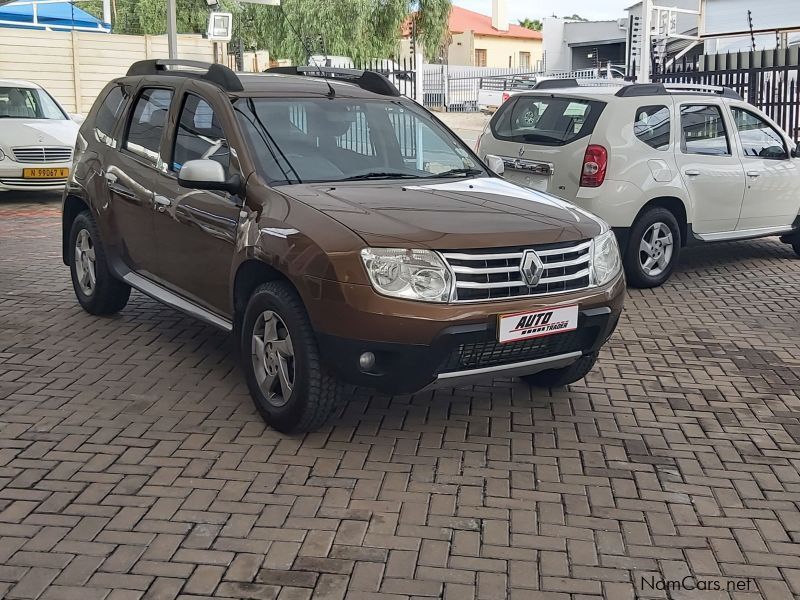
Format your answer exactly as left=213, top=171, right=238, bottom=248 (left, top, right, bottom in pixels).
left=476, top=82, right=800, bottom=287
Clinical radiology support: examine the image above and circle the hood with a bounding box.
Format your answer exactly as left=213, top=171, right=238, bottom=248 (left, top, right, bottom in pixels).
left=287, top=177, right=605, bottom=249
left=0, top=119, right=79, bottom=152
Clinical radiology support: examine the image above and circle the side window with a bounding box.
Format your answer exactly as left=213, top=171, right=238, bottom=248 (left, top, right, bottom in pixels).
left=94, top=86, right=128, bottom=147
left=731, top=107, right=788, bottom=159
left=680, top=104, right=730, bottom=156
left=173, top=94, right=230, bottom=172
left=125, top=88, right=173, bottom=163
left=634, top=105, right=670, bottom=150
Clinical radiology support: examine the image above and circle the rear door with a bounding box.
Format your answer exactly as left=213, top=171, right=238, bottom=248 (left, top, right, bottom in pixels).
left=104, top=86, right=175, bottom=277
left=728, top=104, right=800, bottom=230
left=479, top=94, right=605, bottom=200
left=674, top=103, right=746, bottom=234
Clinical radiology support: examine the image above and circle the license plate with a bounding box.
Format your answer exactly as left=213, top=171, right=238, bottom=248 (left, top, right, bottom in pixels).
left=498, top=305, right=578, bottom=344
left=23, top=168, right=69, bottom=179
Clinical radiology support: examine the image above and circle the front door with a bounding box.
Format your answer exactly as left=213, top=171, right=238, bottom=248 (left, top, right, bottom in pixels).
left=105, top=86, right=174, bottom=278
left=729, top=105, right=800, bottom=231
left=674, top=103, right=746, bottom=234
left=152, top=91, right=241, bottom=316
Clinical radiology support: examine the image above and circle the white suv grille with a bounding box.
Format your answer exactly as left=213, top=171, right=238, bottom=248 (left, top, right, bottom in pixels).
left=12, top=147, right=73, bottom=163
left=443, top=240, right=592, bottom=302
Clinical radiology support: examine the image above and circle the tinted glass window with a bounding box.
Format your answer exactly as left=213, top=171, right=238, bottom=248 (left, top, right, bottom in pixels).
left=94, top=86, right=127, bottom=146
left=491, top=96, right=604, bottom=146
left=680, top=104, right=730, bottom=156
left=731, top=107, right=788, bottom=159
left=125, top=88, right=173, bottom=162
left=634, top=105, right=670, bottom=150
left=0, top=87, right=66, bottom=120
left=236, top=98, right=482, bottom=184
left=173, top=94, right=229, bottom=172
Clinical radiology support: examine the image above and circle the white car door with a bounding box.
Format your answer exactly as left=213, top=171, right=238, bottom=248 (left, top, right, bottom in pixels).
left=728, top=104, right=800, bottom=231
left=674, top=103, right=746, bottom=234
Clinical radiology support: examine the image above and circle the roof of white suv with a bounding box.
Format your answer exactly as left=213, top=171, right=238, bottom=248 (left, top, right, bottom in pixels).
left=515, top=82, right=744, bottom=102
left=0, top=78, right=41, bottom=89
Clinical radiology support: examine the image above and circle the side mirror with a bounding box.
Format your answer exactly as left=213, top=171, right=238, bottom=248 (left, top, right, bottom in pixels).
left=178, top=159, right=241, bottom=194
left=485, top=154, right=505, bottom=175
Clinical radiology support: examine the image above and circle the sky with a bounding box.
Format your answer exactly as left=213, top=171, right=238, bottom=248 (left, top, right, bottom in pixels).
left=453, top=0, right=633, bottom=22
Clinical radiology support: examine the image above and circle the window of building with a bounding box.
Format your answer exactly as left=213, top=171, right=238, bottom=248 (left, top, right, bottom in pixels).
left=475, top=49, right=487, bottom=67
left=519, top=52, right=531, bottom=69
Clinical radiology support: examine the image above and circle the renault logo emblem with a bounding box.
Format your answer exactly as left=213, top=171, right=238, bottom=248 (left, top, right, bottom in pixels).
left=520, top=250, right=544, bottom=287
left=518, top=146, right=526, bottom=157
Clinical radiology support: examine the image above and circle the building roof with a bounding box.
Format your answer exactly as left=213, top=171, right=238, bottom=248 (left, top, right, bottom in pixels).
left=403, top=6, right=542, bottom=40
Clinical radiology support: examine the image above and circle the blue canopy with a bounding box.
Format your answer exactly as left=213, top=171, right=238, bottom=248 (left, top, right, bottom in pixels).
left=0, top=1, right=110, bottom=32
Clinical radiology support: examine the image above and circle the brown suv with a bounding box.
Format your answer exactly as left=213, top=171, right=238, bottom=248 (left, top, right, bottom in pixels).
left=62, top=60, right=625, bottom=432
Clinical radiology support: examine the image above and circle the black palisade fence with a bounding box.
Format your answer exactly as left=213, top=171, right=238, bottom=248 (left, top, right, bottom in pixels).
left=652, top=47, right=800, bottom=140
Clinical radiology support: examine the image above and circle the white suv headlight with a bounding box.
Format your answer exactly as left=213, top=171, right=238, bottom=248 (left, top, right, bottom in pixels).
left=361, top=248, right=453, bottom=303
left=591, top=230, right=621, bottom=286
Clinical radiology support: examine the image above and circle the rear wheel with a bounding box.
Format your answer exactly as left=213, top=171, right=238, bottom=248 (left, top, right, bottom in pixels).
left=69, top=211, right=130, bottom=315
left=522, top=352, right=599, bottom=388
left=623, top=207, right=681, bottom=288
left=240, top=281, right=342, bottom=433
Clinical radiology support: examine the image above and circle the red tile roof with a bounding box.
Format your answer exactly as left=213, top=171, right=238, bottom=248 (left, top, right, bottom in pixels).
left=402, top=6, right=542, bottom=40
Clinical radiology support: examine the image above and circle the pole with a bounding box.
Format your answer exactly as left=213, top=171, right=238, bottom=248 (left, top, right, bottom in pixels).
left=167, top=0, right=178, bottom=59
left=102, top=0, right=111, bottom=26
left=639, top=0, right=652, bottom=82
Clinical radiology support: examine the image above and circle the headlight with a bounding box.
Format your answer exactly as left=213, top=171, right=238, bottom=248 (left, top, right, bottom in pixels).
left=360, top=248, right=453, bottom=303
left=591, top=230, right=621, bottom=286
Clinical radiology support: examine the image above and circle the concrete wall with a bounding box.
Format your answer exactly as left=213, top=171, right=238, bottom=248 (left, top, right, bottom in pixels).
left=0, top=29, right=221, bottom=115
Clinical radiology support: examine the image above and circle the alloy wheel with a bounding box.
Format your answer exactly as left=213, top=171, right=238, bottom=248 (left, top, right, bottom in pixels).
left=74, top=229, right=97, bottom=296
left=251, top=310, right=295, bottom=407
left=638, top=222, right=674, bottom=277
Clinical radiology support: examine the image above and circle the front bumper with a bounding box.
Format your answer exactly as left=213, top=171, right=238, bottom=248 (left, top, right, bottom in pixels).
left=0, top=162, right=71, bottom=191
left=313, top=273, right=625, bottom=394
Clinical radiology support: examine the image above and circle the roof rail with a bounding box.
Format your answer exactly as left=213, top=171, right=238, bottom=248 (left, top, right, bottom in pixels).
left=533, top=78, right=579, bottom=90
left=126, top=60, right=244, bottom=93
left=264, top=66, right=400, bottom=97
left=615, top=82, right=742, bottom=100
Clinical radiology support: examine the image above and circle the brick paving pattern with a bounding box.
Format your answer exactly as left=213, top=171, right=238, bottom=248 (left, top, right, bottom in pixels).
left=1, top=194, right=800, bottom=600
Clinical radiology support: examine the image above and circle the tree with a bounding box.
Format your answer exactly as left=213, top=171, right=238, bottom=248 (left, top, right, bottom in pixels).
left=562, top=13, right=587, bottom=21
left=82, top=0, right=452, bottom=63
left=518, top=18, right=542, bottom=31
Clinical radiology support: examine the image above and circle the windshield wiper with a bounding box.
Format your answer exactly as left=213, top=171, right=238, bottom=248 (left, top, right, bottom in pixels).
left=430, top=168, right=483, bottom=178
left=339, top=172, right=421, bottom=181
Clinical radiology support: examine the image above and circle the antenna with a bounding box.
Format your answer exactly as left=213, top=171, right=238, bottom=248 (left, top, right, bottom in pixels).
left=747, top=10, right=756, bottom=52
left=277, top=4, right=336, bottom=98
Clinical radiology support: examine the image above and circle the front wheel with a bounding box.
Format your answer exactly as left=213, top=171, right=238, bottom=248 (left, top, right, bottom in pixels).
left=240, top=281, right=342, bottom=433
left=791, top=238, right=800, bottom=258
left=522, top=352, right=599, bottom=388
left=623, top=208, right=681, bottom=288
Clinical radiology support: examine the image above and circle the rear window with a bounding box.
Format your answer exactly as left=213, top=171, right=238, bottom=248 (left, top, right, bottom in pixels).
left=491, top=95, right=605, bottom=146
left=634, top=105, right=671, bottom=150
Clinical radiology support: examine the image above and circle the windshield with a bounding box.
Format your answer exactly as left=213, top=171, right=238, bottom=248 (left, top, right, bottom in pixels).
left=0, top=87, right=67, bottom=120
left=235, top=98, right=484, bottom=184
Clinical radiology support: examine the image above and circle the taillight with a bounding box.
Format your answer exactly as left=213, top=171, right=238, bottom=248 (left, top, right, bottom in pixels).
left=580, top=145, right=608, bottom=187
left=502, top=92, right=510, bottom=103
left=475, top=132, right=484, bottom=153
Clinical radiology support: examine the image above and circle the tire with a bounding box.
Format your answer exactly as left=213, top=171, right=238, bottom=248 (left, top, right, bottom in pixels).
left=791, top=238, right=800, bottom=258
left=623, top=207, right=681, bottom=288
left=69, top=210, right=131, bottom=315
left=240, top=281, right=342, bottom=433
left=522, top=351, right=599, bottom=388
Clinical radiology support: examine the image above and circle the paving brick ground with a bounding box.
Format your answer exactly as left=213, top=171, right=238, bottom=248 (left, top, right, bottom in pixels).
left=1, top=193, right=800, bottom=600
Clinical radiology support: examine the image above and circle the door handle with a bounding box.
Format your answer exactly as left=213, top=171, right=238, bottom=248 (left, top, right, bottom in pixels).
left=153, top=196, right=171, bottom=213
left=684, top=169, right=701, bottom=177
left=746, top=171, right=761, bottom=178
left=104, top=172, right=118, bottom=184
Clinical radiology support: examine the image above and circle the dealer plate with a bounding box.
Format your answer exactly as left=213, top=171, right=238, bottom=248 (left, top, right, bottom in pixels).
left=498, top=305, right=578, bottom=344
left=23, top=168, right=69, bottom=179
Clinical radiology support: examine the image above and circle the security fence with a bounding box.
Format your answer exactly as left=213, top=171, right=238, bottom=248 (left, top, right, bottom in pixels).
left=653, top=47, right=800, bottom=139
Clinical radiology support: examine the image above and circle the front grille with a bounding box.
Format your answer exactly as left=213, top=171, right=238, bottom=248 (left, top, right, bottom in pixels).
left=442, top=327, right=597, bottom=373
left=12, top=146, right=73, bottom=163
left=443, top=240, right=592, bottom=302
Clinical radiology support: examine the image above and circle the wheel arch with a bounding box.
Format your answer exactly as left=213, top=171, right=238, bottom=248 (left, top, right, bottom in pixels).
left=232, top=259, right=294, bottom=326
left=633, top=196, right=689, bottom=247
left=62, top=195, right=90, bottom=265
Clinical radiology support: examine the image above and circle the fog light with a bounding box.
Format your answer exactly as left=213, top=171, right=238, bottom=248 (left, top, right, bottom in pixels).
left=359, top=352, right=376, bottom=371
